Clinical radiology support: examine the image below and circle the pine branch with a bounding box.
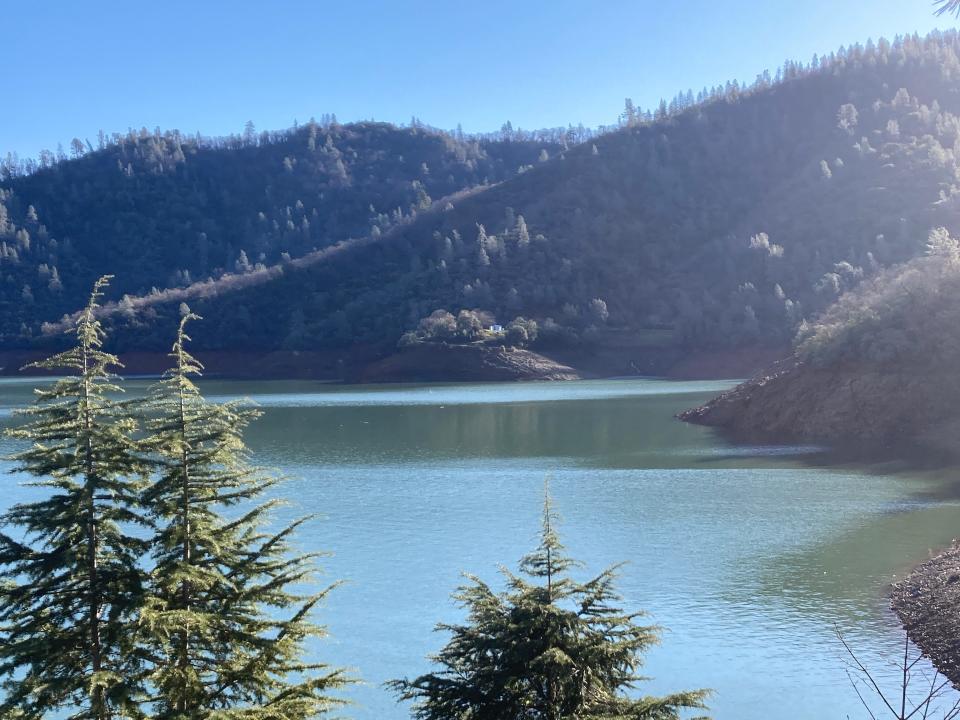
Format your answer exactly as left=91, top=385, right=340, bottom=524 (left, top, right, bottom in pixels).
left=935, top=1, right=960, bottom=17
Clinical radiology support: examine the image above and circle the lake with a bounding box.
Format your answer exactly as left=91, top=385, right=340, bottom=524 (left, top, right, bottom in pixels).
left=1, top=376, right=959, bottom=719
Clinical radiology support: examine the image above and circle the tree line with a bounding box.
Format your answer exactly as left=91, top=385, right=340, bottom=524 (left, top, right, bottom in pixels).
left=0, top=278, right=707, bottom=719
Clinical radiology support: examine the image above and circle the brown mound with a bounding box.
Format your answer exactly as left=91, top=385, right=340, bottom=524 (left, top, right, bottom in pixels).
left=679, top=354, right=960, bottom=454
left=353, top=343, right=581, bottom=383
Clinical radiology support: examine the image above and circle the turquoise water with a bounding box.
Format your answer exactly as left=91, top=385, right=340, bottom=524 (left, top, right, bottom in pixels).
left=0, top=377, right=958, bottom=718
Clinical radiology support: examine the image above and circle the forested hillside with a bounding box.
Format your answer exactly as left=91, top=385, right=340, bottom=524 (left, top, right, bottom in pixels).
left=0, top=121, right=556, bottom=345
left=681, top=229, right=960, bottom=453
left=8, top=30, right=960, bottom=361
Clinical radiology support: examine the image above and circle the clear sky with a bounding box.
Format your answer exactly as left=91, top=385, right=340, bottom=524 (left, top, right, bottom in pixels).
left=2, top=0, right=956, bottom=159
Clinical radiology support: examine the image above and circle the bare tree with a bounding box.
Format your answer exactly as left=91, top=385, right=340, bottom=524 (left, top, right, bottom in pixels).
left=836, top=626, right=960, bottom=720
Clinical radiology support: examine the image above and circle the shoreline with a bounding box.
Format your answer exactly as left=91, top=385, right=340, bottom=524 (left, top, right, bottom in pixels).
left=0, top=343, right=786, bottom=384
left=676, top=358, right=960, bottom=683
left=891, top=544, right=960, bottom=687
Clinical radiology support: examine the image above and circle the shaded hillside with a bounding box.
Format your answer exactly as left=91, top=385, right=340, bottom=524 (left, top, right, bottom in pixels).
left=0, top=121, right=555, bottom=344
left=88, top=30, right=960, bottom=357
left=8, top=31, right=960, bottom=363
left=681, top=232, right=960, bottom=453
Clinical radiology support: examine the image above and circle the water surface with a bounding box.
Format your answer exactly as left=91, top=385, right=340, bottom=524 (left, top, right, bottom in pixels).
left=1, top=377, right=958, bottom=719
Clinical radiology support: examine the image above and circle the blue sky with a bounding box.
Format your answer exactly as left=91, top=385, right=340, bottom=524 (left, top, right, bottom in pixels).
left=2, top=0, right=955, bottom=159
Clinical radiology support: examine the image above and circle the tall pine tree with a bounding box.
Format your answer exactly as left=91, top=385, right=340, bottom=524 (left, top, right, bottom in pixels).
left=138, top=313, right=347, bottom=719
left=392, top=484, right=710, bottom=720
left=0, top=276, right=148, bottom=720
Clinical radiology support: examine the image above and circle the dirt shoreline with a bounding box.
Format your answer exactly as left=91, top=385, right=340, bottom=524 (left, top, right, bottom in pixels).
left=891, top=545, right=960, bottom=687
left=353, top=343, right=580, bottom=383
left=0, top=344, right=782, bottom=383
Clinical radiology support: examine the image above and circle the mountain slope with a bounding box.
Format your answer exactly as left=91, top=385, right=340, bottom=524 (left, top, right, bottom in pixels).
left=9, top=31, right=960, bottom=367
left=0, top=121, right=555, bottom=345
left=681, top=234, right=960, bottom=453
left=90, top=30, right=960, bottom=358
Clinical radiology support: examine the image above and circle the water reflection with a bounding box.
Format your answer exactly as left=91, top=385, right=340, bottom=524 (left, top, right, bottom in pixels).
left=0, top=378, right=958, bottom=719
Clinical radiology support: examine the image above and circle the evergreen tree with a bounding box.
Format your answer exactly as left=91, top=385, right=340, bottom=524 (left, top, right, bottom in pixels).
left=138, top=313, right=347, bottom=719
left=391, top=485, right=710, bottom=720
left=936, top=1, right=960, bottom=17
left=0, top=276, right=148, bottom=720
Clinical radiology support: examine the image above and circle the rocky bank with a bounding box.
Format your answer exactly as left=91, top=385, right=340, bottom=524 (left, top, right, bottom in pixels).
left=679, top=356, right=960, bottom=455
left=892, top=545, right=960, bottom=687
left=352, top=343, right=581, bottom=383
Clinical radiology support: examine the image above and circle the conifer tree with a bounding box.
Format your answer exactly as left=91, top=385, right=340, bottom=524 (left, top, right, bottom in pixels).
left=936, top=1, right=960, bottom=18
left=138, top=313, right=347, bottom=719
left=392, top=485, right=710, bottom=720
left=0, top=276, right=148, bottom=720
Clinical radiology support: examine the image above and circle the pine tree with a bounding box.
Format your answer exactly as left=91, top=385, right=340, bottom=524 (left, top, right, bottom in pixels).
left=138, top=313, right=347, bottom=719
left=392, top=484, right=710, bottom=720
left=0, top=276, right=148, bottom=720
left=935, top=0, right=960, bottom=17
